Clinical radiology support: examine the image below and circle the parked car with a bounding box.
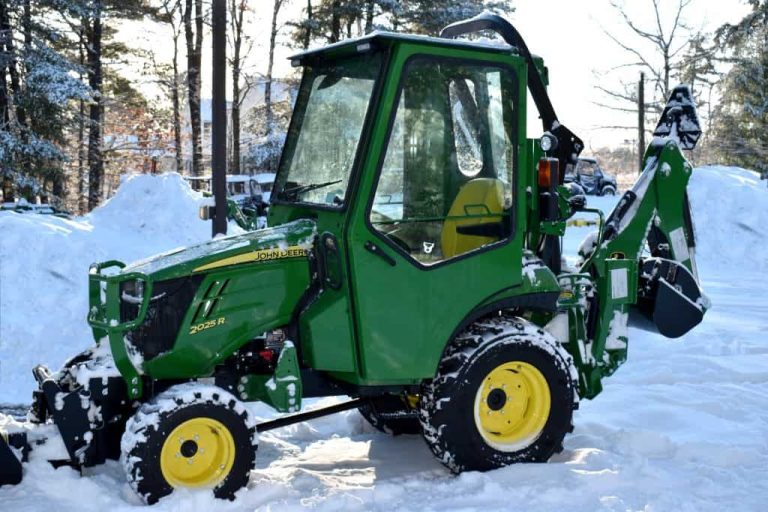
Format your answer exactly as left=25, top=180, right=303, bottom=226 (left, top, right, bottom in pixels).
left=0, top=200, right=71, bottom=218
left=564, top=157, right=617, bottom=196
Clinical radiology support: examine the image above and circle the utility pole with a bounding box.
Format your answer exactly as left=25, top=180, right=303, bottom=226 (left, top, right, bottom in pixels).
left=638, top=71, right=645, bottom=172
left=211, top=0, right=227, bottom=237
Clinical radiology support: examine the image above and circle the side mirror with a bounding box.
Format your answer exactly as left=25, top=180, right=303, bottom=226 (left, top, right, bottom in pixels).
left=199, top=205, right=215, bottom=221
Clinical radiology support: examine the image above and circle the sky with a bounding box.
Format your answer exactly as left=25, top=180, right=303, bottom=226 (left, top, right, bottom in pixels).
left=120, top=0, right=753, bottom=151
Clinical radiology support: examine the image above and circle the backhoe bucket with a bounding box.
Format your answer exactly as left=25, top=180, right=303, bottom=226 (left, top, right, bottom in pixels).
left=0, top=430, right=24, bottom=486
left=633, top=257, right=707, bottom=338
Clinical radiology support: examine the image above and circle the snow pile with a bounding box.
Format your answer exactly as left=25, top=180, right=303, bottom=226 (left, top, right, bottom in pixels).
left=688, top=165, right=768, bottom=272
left=0, top=173, right=221, bottom=404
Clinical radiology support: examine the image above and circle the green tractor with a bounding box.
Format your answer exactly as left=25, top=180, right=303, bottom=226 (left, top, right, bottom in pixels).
left=0, top=13, right=708, bottom=503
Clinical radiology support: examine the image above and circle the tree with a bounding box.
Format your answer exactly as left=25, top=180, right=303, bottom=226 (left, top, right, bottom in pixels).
left=48, top=0, right=152, bottom=209
left=265, top=0, right=286, bottom=136
left=152, top=0, right=185, bottom=173
left=228, top=0, right=254, bottom=174
left=400, top=0, right=508, bottom=36
left=290, top=0, right=510, bottom=48
left=710, top=0, right=768, bottom=177
left=85, top=0, right=104, bottom=210
left=288, top=0, right=317, bottom=50
left=183, top=0, right=203, bottom=176
left=0, top=0, right=88, bottom=205
left=597, top=0, right=694, bottom=122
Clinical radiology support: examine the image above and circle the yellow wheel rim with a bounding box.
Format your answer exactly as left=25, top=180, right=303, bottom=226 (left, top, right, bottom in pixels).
left=159, top=417, right=236, bottom=489
left=474, top=361, right=551, bottom=451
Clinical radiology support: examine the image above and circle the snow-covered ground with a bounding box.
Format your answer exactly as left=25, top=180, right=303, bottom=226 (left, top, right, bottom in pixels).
left=1, top=166, right=767, bottom=510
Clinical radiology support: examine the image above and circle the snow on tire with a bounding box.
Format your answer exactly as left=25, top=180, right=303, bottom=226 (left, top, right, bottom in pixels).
left=121, top=383, right=258, bottom=504
left=419, top=316, right=578, bottom=473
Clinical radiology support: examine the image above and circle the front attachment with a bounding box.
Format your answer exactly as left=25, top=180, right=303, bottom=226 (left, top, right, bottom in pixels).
left=0, top=430, right=25, bottom=486
left=634, top=257, right=707, bottom=338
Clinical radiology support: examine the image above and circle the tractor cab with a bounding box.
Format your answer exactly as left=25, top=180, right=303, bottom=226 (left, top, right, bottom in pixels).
left=266, top=27, right=564, bottom=383
left=271, top=34, right=525, bottom=263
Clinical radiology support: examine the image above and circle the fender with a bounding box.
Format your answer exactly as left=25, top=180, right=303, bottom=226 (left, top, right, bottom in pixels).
left=435, top=291, right=559, bottom=375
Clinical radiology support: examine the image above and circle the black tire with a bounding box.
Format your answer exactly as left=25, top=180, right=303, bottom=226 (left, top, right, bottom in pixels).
left=600, top=185, right=616, bottom=196
left=121, top=383, right=257, bottom=504
left=419, top=316, right=577, bottom=473
left=358, top=395, right=421, bottom=435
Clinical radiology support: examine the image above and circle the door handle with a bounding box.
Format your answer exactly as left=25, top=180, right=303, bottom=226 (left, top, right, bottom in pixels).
left=364, top=241, right=396, bottom=267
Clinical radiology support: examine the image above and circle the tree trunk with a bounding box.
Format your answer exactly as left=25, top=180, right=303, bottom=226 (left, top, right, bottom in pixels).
left=171, top=27, right=182, bottom=173
left=0, top=0, right=9, bottom=126
left=184, top=0, right=203, bottom=176
left=0, top=59, right=8, bottom=126
left=303, top=0, right=313, bottom=49
left=0, top=2, right=25, bottom=130
left=330, top=0, right=341, bottom=43
left=77, top=24, right=87, bottom=213
left=265, top=0, right=282, bottom=136
left=365, top=0, right=374, bottom=33
left=638, top=71, right=645, bottom=173
left=87, top=2, right=104, bottom=210
left=230, top=0, right=243, bottom=174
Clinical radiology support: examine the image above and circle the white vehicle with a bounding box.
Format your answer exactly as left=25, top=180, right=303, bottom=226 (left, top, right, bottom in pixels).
left=184, top=174, right=269, bottom=205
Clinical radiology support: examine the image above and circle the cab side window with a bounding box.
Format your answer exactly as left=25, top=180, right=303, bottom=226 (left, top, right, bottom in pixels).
left=369, top=58, right=517, bottom=265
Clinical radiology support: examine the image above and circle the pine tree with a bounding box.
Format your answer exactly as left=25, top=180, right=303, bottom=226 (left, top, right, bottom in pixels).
left=0, top=0, right=89, bottom=205
left=46, top=0, right=153, bottom=209
left=711, top=0, right=768, bottom=177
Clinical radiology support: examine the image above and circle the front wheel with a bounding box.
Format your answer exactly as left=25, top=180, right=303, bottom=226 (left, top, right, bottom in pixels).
left=600, top=184, right=617, bottom=196
left=419, top=317, right=577, bottom=473
left=121, top=383, right=257, bottom=504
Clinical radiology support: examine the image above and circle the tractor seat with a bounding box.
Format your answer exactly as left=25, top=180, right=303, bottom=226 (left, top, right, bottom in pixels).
left=441, top=178, right=506, bottom=259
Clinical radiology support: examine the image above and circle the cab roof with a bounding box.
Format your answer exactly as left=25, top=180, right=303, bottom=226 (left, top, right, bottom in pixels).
left=288, top=31, right=536, bottom=65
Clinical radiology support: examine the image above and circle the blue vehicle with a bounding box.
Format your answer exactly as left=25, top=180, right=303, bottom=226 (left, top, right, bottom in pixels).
left=565, top=157, right=618, bottom=196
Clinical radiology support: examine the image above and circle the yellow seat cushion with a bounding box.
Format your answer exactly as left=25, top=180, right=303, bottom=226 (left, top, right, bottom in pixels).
left=441, top=178, right=505, bottom=259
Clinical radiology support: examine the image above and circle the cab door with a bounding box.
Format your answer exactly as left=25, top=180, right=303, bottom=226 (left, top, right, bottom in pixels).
left=347, top=52, right=527, bottom=384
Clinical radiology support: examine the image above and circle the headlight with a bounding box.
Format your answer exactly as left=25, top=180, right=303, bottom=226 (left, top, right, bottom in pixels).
left=540, top=132, right=558, bottom=152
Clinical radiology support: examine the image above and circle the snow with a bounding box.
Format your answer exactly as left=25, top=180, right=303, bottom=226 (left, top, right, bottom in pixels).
left=1, top=166, right=768, bottom=510
left=0, top=172, right=241, bottom=405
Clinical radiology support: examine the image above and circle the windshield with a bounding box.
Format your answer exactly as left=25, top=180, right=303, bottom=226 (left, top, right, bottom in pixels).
left=275, top=52, right=382, bottom=207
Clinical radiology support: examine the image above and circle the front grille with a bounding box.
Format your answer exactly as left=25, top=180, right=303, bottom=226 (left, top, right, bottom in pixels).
left=120, top=275, right=204, bottom=361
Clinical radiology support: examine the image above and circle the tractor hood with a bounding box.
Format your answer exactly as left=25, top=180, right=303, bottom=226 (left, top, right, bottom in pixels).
left=123, top=218, right=317, bottom=281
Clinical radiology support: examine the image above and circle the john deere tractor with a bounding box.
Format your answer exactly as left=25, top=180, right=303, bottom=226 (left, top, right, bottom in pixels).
left=0, top=13, right=708, bottom=503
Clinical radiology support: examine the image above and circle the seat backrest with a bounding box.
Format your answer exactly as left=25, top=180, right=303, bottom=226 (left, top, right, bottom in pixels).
left=441, top=178, right=505, bottom=259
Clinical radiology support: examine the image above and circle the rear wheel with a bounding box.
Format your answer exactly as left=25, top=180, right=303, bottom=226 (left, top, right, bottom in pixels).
left=600, top=184, right=616, bottom=196
left=419, top=316, right=577, bottom=473
left=121, top=383, right=257, bottom=504
left=358, top=394, right=421, bottom=435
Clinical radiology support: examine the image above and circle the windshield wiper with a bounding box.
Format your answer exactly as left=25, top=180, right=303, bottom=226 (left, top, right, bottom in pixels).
left=280, top=179, right=342, bottom=200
